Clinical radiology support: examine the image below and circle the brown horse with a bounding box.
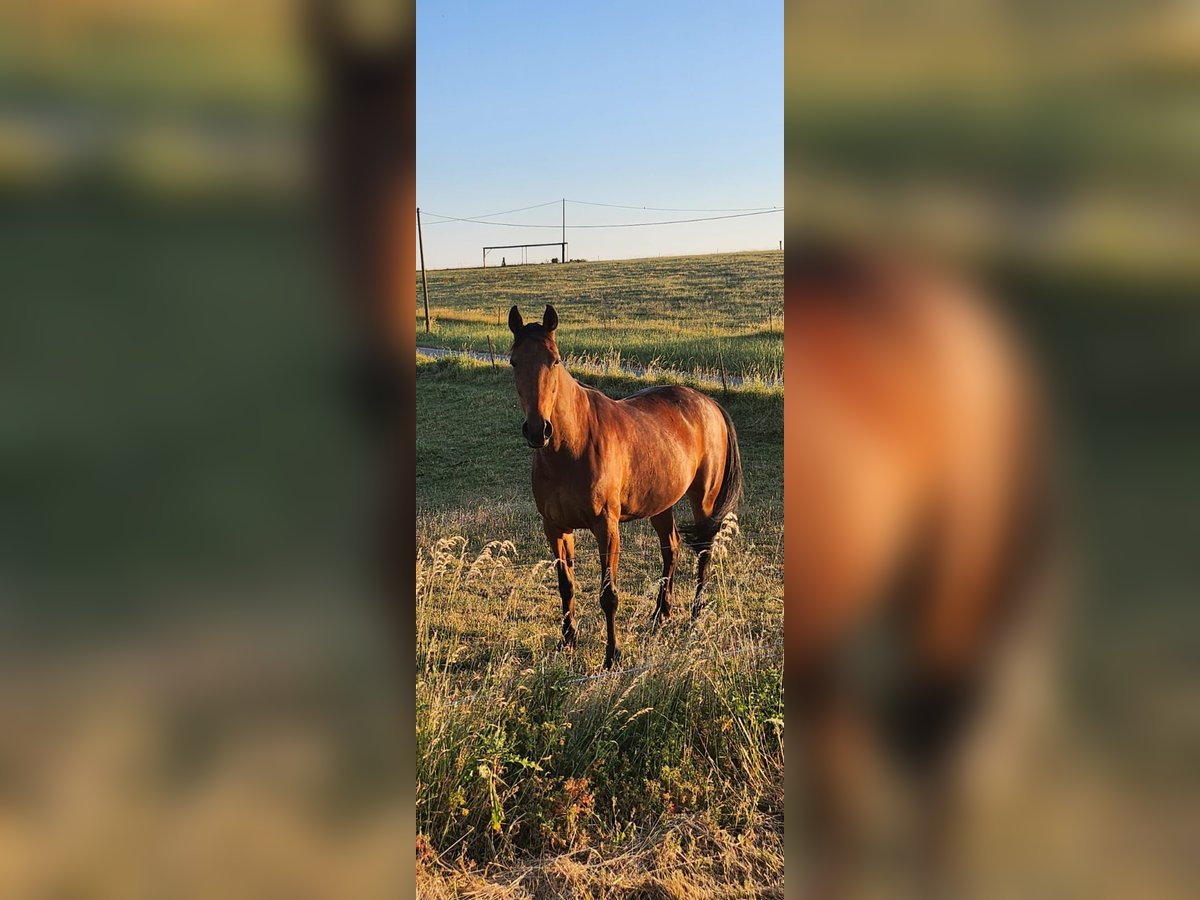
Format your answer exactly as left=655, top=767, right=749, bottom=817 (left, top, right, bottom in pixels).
left=785, top=244, right=1053, bottom=896
left=508, top=304, right=743, bottom=669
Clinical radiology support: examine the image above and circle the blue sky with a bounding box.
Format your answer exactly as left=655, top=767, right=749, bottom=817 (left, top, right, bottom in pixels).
left=416, top=1, right=783, bottom=269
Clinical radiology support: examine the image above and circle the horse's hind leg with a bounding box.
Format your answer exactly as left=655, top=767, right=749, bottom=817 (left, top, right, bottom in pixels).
left=686, top=478, right=721, bottom=619
left=649, top=510, right=679, bottom=627
left=545, top=522, right=577, bottom=649
left=693, top=549, right=713, bottom=620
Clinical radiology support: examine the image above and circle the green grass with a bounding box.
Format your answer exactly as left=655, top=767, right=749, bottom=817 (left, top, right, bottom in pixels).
left=415, top=251, right=784, bottom=381
left=415, top=358, right=784, bottom=892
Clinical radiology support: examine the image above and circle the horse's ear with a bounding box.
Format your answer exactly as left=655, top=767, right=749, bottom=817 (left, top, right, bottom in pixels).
left=543, top=304, right=558, bottom=333
left=508, top=305, right=523, bottom=336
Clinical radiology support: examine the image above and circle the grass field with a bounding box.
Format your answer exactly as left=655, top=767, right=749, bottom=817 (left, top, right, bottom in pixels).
left=413, top=253, right=1200, bottom=893
left=415, top=357, right=784, bottom=896
left=1, top=191, right=1196, bottom=896
left=415, top=251, right=784, bottom=382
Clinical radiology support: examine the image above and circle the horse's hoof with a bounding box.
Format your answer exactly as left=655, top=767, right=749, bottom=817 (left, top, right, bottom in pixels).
left=603, top=647, right=622, bottom=670
left=558, top=621, right=578, bottom=651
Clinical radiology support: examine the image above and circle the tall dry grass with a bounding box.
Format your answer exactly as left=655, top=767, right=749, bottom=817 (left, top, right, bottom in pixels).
left=416, top=535, right=784, bottom=896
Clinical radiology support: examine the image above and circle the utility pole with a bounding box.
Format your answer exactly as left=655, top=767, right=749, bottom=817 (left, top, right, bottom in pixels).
left=417, top=207, right=430, bottom=333
left=561, top=197, right=566, bottom=263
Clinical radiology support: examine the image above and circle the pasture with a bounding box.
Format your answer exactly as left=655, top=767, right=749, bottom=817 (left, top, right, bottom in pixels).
left=0, top=190, right=1196, bottom=896
left=415, top=356, right=785, bottom=896
left=415, top=255, right=1200, bottom=894
left=414, top=251, right=784, bottom=382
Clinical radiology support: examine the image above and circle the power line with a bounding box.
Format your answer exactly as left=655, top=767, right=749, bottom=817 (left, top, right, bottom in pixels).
left=569, top=209, right=783, bottom=228
left=566, top=198, right=779, bottom=212
left=416, top=208, right=784, bottom=229
left=422, top=199, right=561, bottom=225
left=423, top=218, right=561, bottom=228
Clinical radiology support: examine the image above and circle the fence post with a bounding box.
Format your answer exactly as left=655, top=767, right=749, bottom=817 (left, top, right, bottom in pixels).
left=718, top=344, right=728, bottom=392
left=417, top=207, right=430, bottom=334
left=487, top=335, right=496, bottom=368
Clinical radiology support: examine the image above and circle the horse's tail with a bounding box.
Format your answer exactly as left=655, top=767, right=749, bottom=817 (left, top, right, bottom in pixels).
left=683, top=402, right=744, bottom=555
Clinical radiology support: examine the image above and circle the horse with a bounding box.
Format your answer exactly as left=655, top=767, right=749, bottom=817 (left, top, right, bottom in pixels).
left=785, top=243, right=1053, bottom=896
left=508, top=304, right=743, bottom=669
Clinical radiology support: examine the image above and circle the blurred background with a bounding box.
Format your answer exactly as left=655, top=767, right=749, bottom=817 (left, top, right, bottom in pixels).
left=0, top=1, right=411, bottom=896
left=787, top=1, right=1199, bottom=895
left=2, top=0, right=1198, bottom=896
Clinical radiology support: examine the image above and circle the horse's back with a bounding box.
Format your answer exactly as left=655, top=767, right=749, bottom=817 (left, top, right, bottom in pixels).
left=620, top=383, right=716, bottom=413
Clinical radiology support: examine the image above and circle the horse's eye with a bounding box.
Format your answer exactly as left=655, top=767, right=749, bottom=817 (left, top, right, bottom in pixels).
left=552, top=357, right=560, bottom=366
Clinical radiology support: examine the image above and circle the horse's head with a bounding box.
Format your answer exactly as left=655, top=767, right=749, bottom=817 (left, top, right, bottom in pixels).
left=508, top=304, right=562, bottom=449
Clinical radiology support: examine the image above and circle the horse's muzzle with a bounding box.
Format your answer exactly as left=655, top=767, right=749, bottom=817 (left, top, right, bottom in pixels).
left=522, top=419, right=552, bottom=448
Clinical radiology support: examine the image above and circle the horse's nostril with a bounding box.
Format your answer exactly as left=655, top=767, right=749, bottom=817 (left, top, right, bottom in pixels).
left=544, top=421, right=553, bottom=439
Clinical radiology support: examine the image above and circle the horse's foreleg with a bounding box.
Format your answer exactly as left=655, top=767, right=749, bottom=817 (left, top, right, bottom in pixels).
left=545, top=522, right=577, bottom=649
left=594, top=513, right=621, bottom=669
left=649, top=510, right=679, bottom=626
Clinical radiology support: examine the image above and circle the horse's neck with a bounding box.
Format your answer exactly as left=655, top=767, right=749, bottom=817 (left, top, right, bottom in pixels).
left=548, top=372, right=591, bottom=455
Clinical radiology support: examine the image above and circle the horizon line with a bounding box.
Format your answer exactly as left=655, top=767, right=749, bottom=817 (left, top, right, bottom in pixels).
left=415, top=245, right=784, bottom=274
